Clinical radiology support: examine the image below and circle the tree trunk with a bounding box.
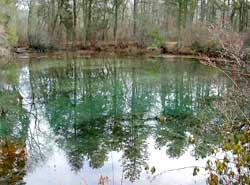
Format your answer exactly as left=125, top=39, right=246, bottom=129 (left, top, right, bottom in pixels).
left=73, top=0, right=77, bottom=42
left=27, top=1, right=34, bottom=46
left=114, top=0, right=118, bottom=41
left=200, top=0, right=205, bottom=22
left=133, top=0, right=138, bottom=38
left=177, top=0, right=183, bottom=48
left=222, top=0, right=226, bottom=28
left=85, top=0, right=93, bottom=42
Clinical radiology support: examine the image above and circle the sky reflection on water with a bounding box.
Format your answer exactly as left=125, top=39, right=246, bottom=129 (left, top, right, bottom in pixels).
left=0, top=57, right=232, bottom=185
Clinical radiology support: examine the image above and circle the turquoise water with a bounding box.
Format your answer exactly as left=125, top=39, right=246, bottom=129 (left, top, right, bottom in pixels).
left=0, top=56, right=232, bottom=185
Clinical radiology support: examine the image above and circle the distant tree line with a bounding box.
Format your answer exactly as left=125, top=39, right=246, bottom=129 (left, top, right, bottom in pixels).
left=1, top=0, right=249, bottom=48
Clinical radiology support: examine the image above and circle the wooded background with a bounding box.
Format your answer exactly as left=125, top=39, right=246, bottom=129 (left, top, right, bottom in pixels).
left=0, top=0, right=250, bottom=49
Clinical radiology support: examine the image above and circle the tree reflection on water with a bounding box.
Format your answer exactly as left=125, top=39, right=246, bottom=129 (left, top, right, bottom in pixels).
left=0, top=57, right=233, bottom=184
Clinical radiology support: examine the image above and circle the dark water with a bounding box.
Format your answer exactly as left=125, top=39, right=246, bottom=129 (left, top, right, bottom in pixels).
left=0, top=57, right=232, bottom=185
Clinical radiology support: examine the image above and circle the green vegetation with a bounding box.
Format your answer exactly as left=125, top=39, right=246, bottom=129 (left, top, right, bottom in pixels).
left=0, top=0, right=17, bottom=46
left=0, top=1, right=245, bottom=57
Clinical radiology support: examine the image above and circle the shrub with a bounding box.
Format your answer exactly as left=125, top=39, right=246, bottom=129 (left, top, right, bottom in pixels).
left=217, top=30, right=244, bottom=65
left=0, top=1, right=18, bottom=47
left=145, top=28, right=164, bottom=48
left=6, top=22, right=18, bottom=46
left=184, top=23, right=245, bottom=65
left=243, top=47, right=250, bottom=63
left=191, top=39, right=222, bottom=56
left=29, top=32, right=55, bottom=52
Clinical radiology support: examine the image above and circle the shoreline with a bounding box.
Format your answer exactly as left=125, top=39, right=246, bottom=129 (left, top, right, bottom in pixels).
left=1, top=44, right=249, bottom=78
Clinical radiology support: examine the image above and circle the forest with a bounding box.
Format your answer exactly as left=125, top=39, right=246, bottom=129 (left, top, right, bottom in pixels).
left=0, top=0, right=250, bottom=61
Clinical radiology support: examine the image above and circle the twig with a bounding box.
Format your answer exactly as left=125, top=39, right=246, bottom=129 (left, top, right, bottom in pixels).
left=150, top=166, right=206, bottom=182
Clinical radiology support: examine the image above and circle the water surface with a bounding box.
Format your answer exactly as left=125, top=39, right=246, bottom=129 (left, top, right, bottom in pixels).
left=0, top=57, right=232, bottom=185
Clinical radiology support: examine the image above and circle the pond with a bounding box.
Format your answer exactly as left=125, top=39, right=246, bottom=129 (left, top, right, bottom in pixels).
left=0, top=56, right=233, bottom=185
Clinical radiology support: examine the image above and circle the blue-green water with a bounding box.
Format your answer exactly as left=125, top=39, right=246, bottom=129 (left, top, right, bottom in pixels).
left=0, top=57, right=232, bottom=185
